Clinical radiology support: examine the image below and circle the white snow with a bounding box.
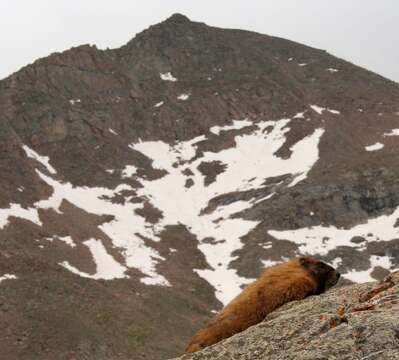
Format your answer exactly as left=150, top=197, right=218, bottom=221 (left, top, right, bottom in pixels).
left=261, top=259, right=281, bottom=268
left=269, top=206, right=399, bottom=257
left=6, top=116, right=325, bottom=303
left=177, top=94, right=190, bottom=101
left=59, top=236, right=76, bottom=248
left=343, top=255, right=394, bottom=283
left=365, top=142, right=384, bottom=151
left=262, top=242, right=273, bottom=250
left=22, top=145, right=57, bottom=174
left=31, top=170, right=169, bottom=286
left=210, top=119, right=253, bottom=135
left=0, top=274, right=18, bottom=283
left=298, top=63, right=308, bottom=67
left=293, top=112, right=306, bottom=119
left=384, top=129, right=399, bottom=137
left=154, top=101, right=164, bottom=108
left=69, top=99, right=81, bottom=105
left=109, top=128, right=118, bottom=135
left=0, top=203, right=42, bottom=229
left=131, top=117, right=325, bottom=304
left=330, top=257, right=343, bottom=269
left=287, top=128, right=325, bottom=187
left=310, top=105, right=340, bottom=115
left=45, top=235, right=76, bottom=248
left=121, top=165, right=137, bottom=178
left=60, top=239, right=127, bottom=280
left=310, top=105, right=325, bottom=115
left=327, top=68, right=339, bottom=73
left=160, top=72, right=177, bottom=82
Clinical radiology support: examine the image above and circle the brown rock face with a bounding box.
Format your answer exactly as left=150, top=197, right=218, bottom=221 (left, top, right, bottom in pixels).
left=0, top=13, right=399, bottom=359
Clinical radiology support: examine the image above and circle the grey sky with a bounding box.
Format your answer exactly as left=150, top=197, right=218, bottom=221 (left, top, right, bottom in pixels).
left=1, top=0, right=398, bottom=82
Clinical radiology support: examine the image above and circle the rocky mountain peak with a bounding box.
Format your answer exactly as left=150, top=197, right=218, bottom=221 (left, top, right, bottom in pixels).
left=0, top=14, right=398, bottom=360
left=165, top=13, right=192, bottom=24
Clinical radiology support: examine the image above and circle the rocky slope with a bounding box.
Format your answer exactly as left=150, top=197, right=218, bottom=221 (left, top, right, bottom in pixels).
left=175, top=272, right=399, bottom=360
left=0, top=13, right=399, bottom=359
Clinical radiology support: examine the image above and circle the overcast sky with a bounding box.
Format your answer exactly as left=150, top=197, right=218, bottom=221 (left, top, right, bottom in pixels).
left=1, top=1, right=398, bottom=82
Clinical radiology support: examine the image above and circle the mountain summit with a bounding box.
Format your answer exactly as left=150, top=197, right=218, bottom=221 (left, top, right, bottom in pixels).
left=165, top=13, right=192, bottom=23
left=0, top=14, right=398, bottom=359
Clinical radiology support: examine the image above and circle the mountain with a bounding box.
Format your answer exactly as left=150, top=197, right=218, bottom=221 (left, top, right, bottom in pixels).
left=0, top=13, right=399, bottom=359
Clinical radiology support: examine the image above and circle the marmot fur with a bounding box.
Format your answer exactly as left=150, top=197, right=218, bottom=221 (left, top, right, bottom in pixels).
left=186, top=256, right=340, bottom=353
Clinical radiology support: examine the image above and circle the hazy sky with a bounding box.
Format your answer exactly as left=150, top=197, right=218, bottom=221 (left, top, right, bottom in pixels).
left=1, top=1, right=398, bottom=82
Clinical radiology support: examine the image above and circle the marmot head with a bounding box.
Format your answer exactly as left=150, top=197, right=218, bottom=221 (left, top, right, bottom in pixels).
left=298, top=257, right=340, bottom=295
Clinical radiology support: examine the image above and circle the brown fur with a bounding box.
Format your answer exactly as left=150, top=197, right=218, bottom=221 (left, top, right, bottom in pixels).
left=185, top=257, right=339, bottom=353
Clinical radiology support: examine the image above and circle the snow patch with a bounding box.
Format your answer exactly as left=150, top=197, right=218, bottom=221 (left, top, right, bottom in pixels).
left=327, top=68, right=339, bottom=73
left=269, top=206, right=399, bottom=258
left=109, top=128, right=118, bottom=135
left=69, top=99, right=81, bottom=105
left=33, top=170, right=169, bottom=286
left=365, top=142, right=384, bottom=151
left=60, top=239, right=127, bottom=280
left=0, top=203, right=42, bottom=229
left=59, top=236, right=76, bottom=248
left=8, top=115, right=325, bottom=302
left=22, top=145, right=57, bottom=174
left=160, top=72, right=177, bottom=82
left=46, top=235, right=76, bottom=248
left=310, top=105, right=340, bottom=115
left=131, top=117, right=325, bottom=304
left=310, top=105, right=325, bottom=115
left=343, top=255, right=394, bottom=283
left=210, top=119, right=253, bottom=135
left=177, top=94, right=190, bottom=101
left=154, top=101, right=164, bottom=108
left=330, top=257, right=343, bottom=269
left=0, top=274, right=18, bottom=283
left=384, top=129, right=399, bottom=137
left=261, top=259, right=281, bottom=268
left=293, top=111, right=306, bottom=119
left=121, top=165, right=137, bottom=178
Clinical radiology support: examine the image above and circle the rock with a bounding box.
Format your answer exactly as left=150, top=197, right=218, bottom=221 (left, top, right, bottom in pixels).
left=174, top=272, right=399, bottom=359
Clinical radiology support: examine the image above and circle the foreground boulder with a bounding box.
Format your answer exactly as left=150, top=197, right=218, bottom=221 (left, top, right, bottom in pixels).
left=175, top=272, right=399, bottom=359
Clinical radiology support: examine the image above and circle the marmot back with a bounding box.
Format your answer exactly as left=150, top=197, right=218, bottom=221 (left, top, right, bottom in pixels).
left=185, top=257, right=340, bottom=353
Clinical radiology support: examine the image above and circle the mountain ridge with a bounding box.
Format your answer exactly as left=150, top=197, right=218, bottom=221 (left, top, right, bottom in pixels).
left=0, top=14, right=399, bottom=359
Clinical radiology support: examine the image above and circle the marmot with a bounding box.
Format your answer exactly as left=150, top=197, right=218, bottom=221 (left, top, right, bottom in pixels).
left=186, top=257, right=340, bottom=353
